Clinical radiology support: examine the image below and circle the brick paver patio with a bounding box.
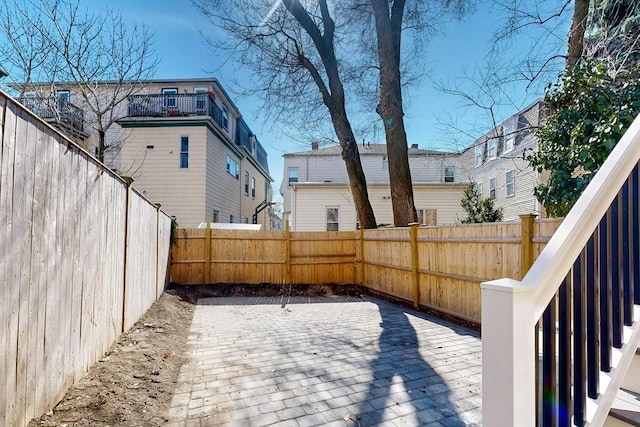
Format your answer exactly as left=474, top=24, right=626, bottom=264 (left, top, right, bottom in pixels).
left=166, top=296, right=482, bottom=426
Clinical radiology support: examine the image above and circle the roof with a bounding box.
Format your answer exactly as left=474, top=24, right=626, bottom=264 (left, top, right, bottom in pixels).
left=284, top=143, right=457, bottom=157
left=11, top=77, right=241, bottom=115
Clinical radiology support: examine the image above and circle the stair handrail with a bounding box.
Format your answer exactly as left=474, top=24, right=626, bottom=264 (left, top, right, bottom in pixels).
left=526, top=113, right=640, bottom=322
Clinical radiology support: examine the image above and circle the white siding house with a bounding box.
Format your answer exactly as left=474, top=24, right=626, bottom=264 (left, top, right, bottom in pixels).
left=462, top=101, right=543, bottom=220
left=116, top=79, right=273, bottom=228
left=16, top=78, right=275, bottom=229
left=281, top=143, right=468, bottom=231
left=280, top=101, right=544, bottom=230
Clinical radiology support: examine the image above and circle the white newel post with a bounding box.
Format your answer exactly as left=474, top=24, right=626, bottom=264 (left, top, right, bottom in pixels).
left=482, top=278, right=537, bottom=427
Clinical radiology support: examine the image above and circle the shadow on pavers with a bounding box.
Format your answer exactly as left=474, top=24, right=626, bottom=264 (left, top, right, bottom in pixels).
left=358, top=299, right=476, bottom=426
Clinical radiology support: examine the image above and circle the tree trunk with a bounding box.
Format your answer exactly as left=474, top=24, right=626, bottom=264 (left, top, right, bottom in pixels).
left=371, top=0, right=417, bottom=227
left=566, top=0, right=590, bottom=68
left=329, top=102, right=377, bottom=229
left=283, top=0, right=377, bottom=229
left=97, top=129, right=106, bottom=163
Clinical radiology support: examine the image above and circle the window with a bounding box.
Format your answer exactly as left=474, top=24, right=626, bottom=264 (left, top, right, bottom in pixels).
left=244, top=217, right=249, bottom=224
left=477, top=182, right=483, bottom=198
left=244, top=172, right=249, bottom=195
left=503, top=121, right=515, bottom=153
left=488, top=139, right=497, bottom=159
left=226, top=156, right=239, bottom=178
left=212, top=209, right=220, bottom=223
left=326, top=207, right=339, bottom=231
left=57, top=90, right=70, bottom=101
left=382, top=156, right=388, bottom=170
left=230, top=214, right=237, bottom=223
left=506, top=170, right=515, bottom=197
left=489, top=177, right=497, bottom=200
left=222, top=104, right=229, bottom=130
left=251, top=177, right=256, bottom=199
left=444, top=166, right=455, bottom=183
left=288, top=167, right=299, bottom=185
left=194, top=87, right=207, bottom=112
left=475, top=145, right=485, bottom=167
left=162, top=88, right=178, bottom=108
left=180, top=136, right=189, bottom=168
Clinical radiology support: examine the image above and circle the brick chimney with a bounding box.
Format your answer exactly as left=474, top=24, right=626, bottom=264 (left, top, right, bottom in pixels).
left=311, top=141, right=319, bottom=150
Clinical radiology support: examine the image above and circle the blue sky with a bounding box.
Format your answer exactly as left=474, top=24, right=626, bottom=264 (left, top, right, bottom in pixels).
left=86, top=0, right=569, bottom=196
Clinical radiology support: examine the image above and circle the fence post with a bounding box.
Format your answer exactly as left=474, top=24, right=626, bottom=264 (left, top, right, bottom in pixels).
left=482, top=278, right=536, bottom=426
left=204, top=219, right=211, bottom=284
left=285, top=220, right=291, bottom=285
left=359, top=227, right=366, bottom=286
left=410, top=223, right=420, bottom=309
left=520, top=213, right=537, bottom=280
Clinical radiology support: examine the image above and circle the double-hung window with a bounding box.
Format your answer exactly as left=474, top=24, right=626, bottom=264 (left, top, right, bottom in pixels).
left=475, top=145, right=484, bottom=167
left=180, top=136, right=189, bottom=168
left=444, top=166, right=455, bottom=183
left=506, top=170, right=515, bottom=197
left=326, top=207, right=339, bottom=231
left=226, top=156, right=239, bottom=178
left=488, top=139, right=497, bottom=159
left=251, top=177, right=256, bottom=199
left=244, top=172, right=249, bottom=195
left=288, top=167, right=299, bottom=185
left=489, top=177, right=497, bottom=200
left=222, top=104, right=229, bottom=130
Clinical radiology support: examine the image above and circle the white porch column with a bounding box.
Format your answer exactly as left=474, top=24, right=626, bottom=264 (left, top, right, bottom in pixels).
left=482, top=278, right=537, bottom=427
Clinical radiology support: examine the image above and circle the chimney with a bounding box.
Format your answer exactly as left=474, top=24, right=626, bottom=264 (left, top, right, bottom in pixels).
left=311, top=141, right=319, bottom=150
left=411, top=144, right=419, bottom=149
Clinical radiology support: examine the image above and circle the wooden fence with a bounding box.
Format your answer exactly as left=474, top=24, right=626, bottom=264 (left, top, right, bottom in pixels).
left=0, top=92, right=172, bottom=426
left=171, top=215, right=562, bottom=323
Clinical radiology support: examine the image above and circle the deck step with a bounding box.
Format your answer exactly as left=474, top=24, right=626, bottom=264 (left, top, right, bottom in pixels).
left=609, top=388, right=640, bottom=426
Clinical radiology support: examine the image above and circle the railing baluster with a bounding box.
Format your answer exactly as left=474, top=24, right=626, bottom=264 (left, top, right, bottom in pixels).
left=542, top=294, right=558, bottom=426
left=633, top=163, right=640, bottom=304
left=572, top=254, right=587, bottom=426
left=586, top=234, right=599, bottom=399
left=611, top=195, right=623, bottom=348
left=600, top=214, right=612, bottom=372
left=558, top=275, right=572, bottom=427
left=622, top=180, right=633, bottom=326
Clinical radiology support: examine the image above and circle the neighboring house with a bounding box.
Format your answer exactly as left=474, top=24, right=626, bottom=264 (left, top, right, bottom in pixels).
left=462, top=100, right=543, bottom=220
left=280, top=101, right=544, bottom=231
left=116, top=79, right=273, bottom=228
left=280, top=142, right=468, bottom=231
left=16, top=78, right=274, bottom=229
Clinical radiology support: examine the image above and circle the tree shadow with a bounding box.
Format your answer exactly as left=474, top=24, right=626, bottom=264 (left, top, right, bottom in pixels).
left=358, top=299, right=470, bottom=426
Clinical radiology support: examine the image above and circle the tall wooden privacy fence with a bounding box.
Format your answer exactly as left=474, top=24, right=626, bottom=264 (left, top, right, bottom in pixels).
left=0, top=92, right=172, bottom=427
left=171, top=215, right=562, bottom=323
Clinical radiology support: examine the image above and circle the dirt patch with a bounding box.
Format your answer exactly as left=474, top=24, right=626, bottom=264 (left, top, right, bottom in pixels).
left=28, top=283, right=365, bottom=426
left=29, top=291, right=194, bottom=427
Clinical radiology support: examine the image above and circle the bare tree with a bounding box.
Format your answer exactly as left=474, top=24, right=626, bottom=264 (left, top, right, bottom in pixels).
left=195, top=0, right=378, bottom=228
left=0, top=0, right=158, bottom=164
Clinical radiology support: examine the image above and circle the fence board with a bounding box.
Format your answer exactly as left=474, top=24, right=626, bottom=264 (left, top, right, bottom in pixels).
left=172, top=218, right=561, bottom=324
left=0, top=92, right=172, bottom=427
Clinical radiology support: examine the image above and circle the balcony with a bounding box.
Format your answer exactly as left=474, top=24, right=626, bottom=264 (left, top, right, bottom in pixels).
left=21, top=96, right=86, bottom=138
left=125, top=93, right=225, bottom=130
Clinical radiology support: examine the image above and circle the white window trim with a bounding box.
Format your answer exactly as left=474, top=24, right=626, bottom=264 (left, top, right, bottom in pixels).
left=506, top=170, right=515, bottom=198
left=326, top=206, right=339, bottom=231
